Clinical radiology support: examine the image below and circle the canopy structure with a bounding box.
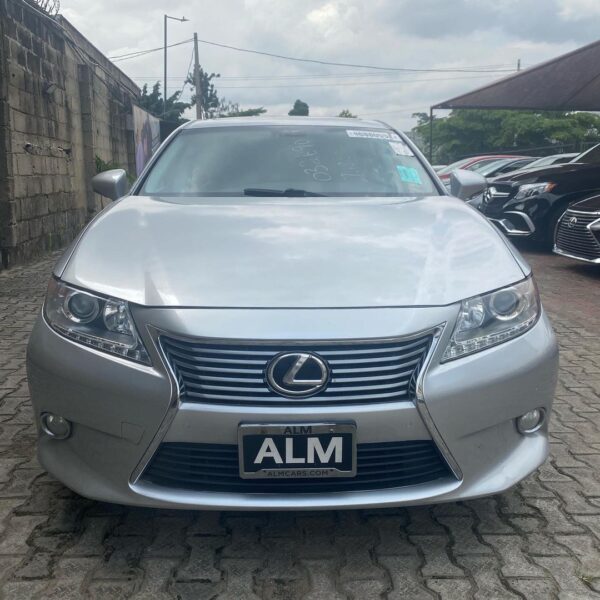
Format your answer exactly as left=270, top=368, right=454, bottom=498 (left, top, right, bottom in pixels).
left=433, top=38, right=600, bottom=111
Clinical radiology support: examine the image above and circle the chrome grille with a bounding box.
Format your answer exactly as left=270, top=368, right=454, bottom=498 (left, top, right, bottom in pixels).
left=160, top=334, right=432, bottom=406
left=555, top=211, right=600, bottom=261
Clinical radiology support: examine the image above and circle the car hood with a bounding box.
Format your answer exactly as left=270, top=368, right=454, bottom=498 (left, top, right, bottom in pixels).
left=570, top=194, right=600, bottom=212
left=489, top=161, right=589, bottom=184
left=60, top=195, right=527, bottom=308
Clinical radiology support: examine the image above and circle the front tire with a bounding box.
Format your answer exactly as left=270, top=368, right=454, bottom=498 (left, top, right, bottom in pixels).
left=541, top=204, right=568, bottom=250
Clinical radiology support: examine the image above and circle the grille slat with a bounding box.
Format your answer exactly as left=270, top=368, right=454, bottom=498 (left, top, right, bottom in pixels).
left=142, top=441, right=452, bottom=493
left=555, top=211, right=600, bottom=261
left=161, top=334, right=432, bottom=407
left=182, top=389, right=411, bottom=404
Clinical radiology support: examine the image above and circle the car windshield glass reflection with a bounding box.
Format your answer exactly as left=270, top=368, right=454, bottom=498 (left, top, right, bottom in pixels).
left=139, top=125, right=439, bottom=197
left=573, top=143, right=600, bottom=164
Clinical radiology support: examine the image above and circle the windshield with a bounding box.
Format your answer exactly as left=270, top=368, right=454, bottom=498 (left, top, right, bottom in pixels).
left=436, top=157, right=474, bottom=175
left=527, top=155, right=559, bottom=168
left=572, top=143, right=600, bottom=164
left=139, top=125, right=439, bottom=197
left=471, top=159, right=511, bottom=175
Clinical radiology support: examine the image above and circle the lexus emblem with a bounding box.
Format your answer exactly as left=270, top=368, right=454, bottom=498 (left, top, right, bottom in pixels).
left=266, top=352, right=330, bottom=397
left=567, top=216, right=578, bottom=228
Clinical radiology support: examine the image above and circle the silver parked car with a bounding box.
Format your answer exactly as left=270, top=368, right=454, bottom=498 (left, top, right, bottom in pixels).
left=27, top=118, right=558, bottom=510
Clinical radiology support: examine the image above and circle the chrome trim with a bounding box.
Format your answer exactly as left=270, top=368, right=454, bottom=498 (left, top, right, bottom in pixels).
left=130, top=325, right=463, bottom=485
left=266, top=352, right=330, bottom=397
left=489, top=218, right=533, bottom=237
left=129, top=327, right=182, bottom=484
left=553, top=245, right=600, bottom=264
left=565, top=209, right=600, bottom=216
left=490, top=211, right=536, bottom=237
left=505, top=211, right=536, bottom=233
left=414, top=324, right=463, bottom=480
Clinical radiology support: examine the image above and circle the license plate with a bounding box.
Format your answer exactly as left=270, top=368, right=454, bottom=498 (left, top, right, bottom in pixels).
left=238, top=422, right=356, bottom=479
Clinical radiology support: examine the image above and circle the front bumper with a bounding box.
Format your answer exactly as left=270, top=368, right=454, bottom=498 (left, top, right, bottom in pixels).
left=27, top=304, right=558, bottom=510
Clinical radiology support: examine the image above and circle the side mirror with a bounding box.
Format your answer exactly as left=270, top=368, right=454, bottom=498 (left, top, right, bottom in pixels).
left=91, top=169, right=129, bottom=201
left=449, top=169, right=487, bottom=201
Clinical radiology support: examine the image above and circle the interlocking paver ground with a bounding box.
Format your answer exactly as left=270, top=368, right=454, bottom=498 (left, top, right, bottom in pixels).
left=0, top=246, right=598, bottom=599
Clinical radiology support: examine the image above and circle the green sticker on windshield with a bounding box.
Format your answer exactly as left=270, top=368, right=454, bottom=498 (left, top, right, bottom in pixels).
left=396, top=165, right=422, bottom=184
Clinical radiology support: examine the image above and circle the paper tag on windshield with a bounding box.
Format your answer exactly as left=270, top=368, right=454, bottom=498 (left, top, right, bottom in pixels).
left=397, top=165, right=422, bottom=184
left=389, top=141, right=414, bottom=156
left=347, top=130, right=401, bottom=141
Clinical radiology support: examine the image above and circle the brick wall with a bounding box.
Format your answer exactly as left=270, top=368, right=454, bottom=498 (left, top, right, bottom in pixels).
left=0, top=0, right=139, bottom=269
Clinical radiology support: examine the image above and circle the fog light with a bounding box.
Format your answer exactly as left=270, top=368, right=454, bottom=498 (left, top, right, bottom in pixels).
left=516, top=409, right=544, bottom=434
left=40, top=413, right=72, bottom=439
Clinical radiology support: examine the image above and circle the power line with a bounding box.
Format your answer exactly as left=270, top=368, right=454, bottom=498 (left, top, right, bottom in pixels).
left=192, top=36, right=516, bottom=74
left=172, top=46, right=195, bottom=97
left=106, top=34, right=516, bottom=74
left=110, top=38, right=193, bottom=62
left=129, top=66, right=516, bottom=82
left=215, top=74, right=502, bottom=90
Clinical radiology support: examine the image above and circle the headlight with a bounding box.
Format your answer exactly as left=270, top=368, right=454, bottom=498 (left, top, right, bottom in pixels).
left=442, top=277, right=540, bottom=362
left=44, top=279, right=150, bottom=364
left=513, top=182, right=555, bottom=201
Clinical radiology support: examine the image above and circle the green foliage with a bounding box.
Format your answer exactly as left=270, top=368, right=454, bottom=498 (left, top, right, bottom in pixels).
left=338, top=109, right=357, bottom=118
left=185, top=71, right=266, bottom=119
left=94, top=155, right=121, bottom=174
left=94, top=155, right=134, bottom=184
left=289, top=99, right=309, bottom=116
left=412, top=109, right=600, bottom=163
left=185, top=68, right=222, bottom=117
left=138, top=82, right=190, bottom=124
left=220, top=106, right=267, bottom=118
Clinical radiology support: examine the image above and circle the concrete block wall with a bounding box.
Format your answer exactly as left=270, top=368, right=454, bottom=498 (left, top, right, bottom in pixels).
left=0, top=0, right=139, bottom=269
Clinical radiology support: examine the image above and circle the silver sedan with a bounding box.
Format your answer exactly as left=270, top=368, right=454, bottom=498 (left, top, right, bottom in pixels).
left=27, top=117, right=558, bottom=510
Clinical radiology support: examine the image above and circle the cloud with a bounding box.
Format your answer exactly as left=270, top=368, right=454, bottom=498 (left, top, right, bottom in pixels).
left=60, top=0, right=592, bottom=132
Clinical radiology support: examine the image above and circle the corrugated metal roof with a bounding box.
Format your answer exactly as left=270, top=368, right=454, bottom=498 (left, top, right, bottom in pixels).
left=433, top=39, right=600, bottom=111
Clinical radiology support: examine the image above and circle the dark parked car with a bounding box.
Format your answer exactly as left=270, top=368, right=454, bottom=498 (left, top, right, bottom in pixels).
left=471, top=157, right=538, bottom=179
left=554, top=194, right=600, bottom=263
left=525, top=153, right=579, bottom=169
left=480, top=144, right=600, bottom=246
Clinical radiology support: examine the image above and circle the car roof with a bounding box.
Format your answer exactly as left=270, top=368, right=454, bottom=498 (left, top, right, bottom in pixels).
left=183, top=116, right=391, bottom=129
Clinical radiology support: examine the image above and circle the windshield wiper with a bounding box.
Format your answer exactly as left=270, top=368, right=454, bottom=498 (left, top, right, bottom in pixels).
left=243, top=188, right=326, bottom=197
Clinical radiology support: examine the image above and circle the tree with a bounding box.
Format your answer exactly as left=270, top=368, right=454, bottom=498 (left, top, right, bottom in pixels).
left=411, top=109, right=600, bottom=164
left=221, top=106, right=267, bottom=118
left=338, top=109, right=356, bottom=118
left=288, top=99, right=309, bottom=116
left=138, top=82, right=190, bottom=124
left=185, top=68, right=222, bottom=117
left=185, top=70, right=266, bottom=119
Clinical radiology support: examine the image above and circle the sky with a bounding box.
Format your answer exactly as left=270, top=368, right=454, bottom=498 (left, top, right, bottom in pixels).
left=61, top=0, right=600, bottom=131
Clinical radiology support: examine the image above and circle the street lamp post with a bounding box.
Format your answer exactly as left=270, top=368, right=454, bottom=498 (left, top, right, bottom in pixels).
left=163, top=14, right=188, bottom=119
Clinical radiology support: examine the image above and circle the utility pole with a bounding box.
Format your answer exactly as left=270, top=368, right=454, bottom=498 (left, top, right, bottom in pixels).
left=429, top=107, right=434, bottom=163
left=163, top=15, right=188, bottom=119
left=517, top=58, right=521, bottom=71
left=193, top=33, right=203, bottom=119
left=163, top=15, right=167, bottom=118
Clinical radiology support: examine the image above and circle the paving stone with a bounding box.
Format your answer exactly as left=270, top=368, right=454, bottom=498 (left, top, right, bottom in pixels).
left=300, top=558, right=344, bottom=600
left=483, top=534, right=545, bottom=577
left=533, top=556, right=598, bottom=598
left=410, top=535, right=464, bottom=577
left=456, top=555, right=520, bottom=599
left=378, top=555, right=435, bottom=599
left=176, top=536, right=225, bottom=583
left=218, top=558, right=263, bottom=600
left=425, top=577, right=474, bottom=599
